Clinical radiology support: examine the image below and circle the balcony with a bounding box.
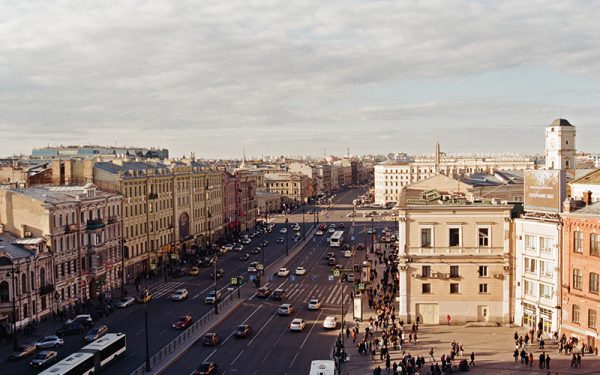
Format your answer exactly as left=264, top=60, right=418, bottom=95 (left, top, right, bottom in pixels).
left=107, top=216, right=118, bottom=224
left=86, top=218, right=105, bottom=230
left=148, top=193, right=159, bottom=200
left=39, top=284, right=55, bottom=296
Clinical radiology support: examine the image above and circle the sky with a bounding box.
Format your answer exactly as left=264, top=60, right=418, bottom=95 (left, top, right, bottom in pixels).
left=1, top=0, right=600, bottom=159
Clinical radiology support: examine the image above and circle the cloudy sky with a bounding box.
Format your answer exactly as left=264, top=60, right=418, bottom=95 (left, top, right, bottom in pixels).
left=1, top=0, right=599, bottom=159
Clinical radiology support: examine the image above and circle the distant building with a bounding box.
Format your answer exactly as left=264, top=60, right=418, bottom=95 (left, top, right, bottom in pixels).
left=545, top=118, right=576, bottom=170
left=31, top=145, right=169, bottom=160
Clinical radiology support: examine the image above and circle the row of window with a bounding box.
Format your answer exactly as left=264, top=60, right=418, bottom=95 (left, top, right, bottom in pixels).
left=420, top=227, right=491, bottom=248
left=523, top=280, right=554, bottom=299
left=573, top=231, right=600, bottom=255
left=572, top=269, right=599, bottom=294
left=53, top=205, right=119, bottom=228
left=523, top=257, right=554, bottom=278
left=572, top=305, right=597, bottom=329
left=524, top=234, right=555, bottom=252
left=421, top=283, right=489, bottom=294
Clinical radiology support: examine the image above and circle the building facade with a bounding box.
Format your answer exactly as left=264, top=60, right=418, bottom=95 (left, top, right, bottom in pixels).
left=264, top=173, right=312, bottom=204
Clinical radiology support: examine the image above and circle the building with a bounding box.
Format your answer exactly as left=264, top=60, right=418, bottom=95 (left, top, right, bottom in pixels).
left=545, top=119, right=576, bottom=170
left=397, top=191, right=514, bottom=325
left=0, top=184, right=123, bottom=313
left=31, top=145, right=169, bottom=160
left=256, top=191, right=282, bottom=219
left=0, top=160, right=53, bottom=187
left=264, top=173, right=312, bottom=204
left=570, top=169, right=600, bottom=203
left=561, top=196, right=600, bottom=352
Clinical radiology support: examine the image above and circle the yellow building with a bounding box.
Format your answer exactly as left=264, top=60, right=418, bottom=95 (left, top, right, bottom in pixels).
left=264, top=172, right=312, bottom=204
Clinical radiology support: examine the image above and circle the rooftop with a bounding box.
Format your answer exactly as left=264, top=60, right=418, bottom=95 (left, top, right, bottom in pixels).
left=0, top=232, right=36, bottom=261
left=5, top=184, right=116, bottom=204
left=548, top=118, right=573, bottom=127
left=569, top=201, right=600, bottom=217
left=571, top=168, right=600, bottom=185
left=460, top=170, right=524, bottom=187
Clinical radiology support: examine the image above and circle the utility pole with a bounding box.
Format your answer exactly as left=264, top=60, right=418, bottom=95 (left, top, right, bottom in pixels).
left=144, top=287, right=151, bottom=372
left=285, top=218, right=289, bottom=256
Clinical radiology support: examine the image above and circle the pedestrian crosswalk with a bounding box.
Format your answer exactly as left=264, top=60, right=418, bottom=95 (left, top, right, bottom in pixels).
left=264, top=278, right=351, bottom=307
left=149, top=281, right=186, bottom=299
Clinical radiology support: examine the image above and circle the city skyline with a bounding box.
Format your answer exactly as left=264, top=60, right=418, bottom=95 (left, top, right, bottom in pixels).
left=2, top=1, right=600, bottom=158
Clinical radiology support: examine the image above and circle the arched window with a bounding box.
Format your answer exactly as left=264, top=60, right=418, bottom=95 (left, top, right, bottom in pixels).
left=21, top=273, right=27, bottom=293
left=0, top=281, right=9, bottom=303
left=40, top=267, right=46, bottom=288
left=30, top=271, right=35, bottom=290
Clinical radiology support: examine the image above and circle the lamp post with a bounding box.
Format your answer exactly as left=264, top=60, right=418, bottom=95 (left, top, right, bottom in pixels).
left=209, top=210, right=218, bottom=315
left=285, top=218, right=289, bottom=256
left=143, top=287, right=151, bottom=372
left=6, top=264, right=20, bottom=351
left=302, top=208, right=305, bottom=240
left=370, top=217, right=374, bottom=253
left=120, top=240, right=126, bottom=298
left=313, top=198, right=316, bottom=228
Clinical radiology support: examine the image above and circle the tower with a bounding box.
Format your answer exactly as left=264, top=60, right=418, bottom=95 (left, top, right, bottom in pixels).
left=434, top=139, right=441, bottom=174
left=545, top=118, right=576, bottom=170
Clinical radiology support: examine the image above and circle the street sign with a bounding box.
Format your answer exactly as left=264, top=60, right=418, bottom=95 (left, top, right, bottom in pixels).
left=333, top=269, right=340, bottom=277
left=227, top=287, right=234, bottom=291
left=231, top=277, right=238, bottom=286
left=358, top=283, right=365, bottom=290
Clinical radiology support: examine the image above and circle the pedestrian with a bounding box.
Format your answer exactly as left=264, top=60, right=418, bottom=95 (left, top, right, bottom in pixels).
left=430, top=347, right=435, bottom=362
left=545, top=353, right=551, bottom=370
left=469, top=352, right=475, bottom=366
left=447, top=314, right=452, bottom=326
left=346, top=326, right=351, bottom=338
left=576, top=353, right=581, bottom=367
left=571, top=353, right=577, bottom=368
left=513, top=349, right=519, bottom=362
left=539, top=352, right=545, bottom=369
left=528, top=352, right=533, bottom=367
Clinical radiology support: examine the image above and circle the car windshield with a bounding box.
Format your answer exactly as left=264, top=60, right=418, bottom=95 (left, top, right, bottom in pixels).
left=35, top=352, right=48, bottom=359
left=88, top=328, right=99, bottom=334
left=199, top=363, right=211, bottom=370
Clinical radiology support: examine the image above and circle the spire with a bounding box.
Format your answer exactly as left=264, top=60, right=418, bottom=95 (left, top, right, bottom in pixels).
left=434, top=138, right=441, bottom=173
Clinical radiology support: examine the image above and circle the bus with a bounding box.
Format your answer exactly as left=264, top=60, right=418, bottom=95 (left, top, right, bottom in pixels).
left=39, top=333, right=126, bottom=375
left=309, top=360, right=335, bottom=375
left=330, top=231, right=344, bottom=247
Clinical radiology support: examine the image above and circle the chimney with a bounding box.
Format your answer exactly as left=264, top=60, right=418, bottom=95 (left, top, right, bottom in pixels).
left=583, top=191, right=593, bottom=206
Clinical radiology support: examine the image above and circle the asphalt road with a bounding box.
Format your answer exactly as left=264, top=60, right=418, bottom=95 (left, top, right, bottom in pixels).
left=163, top=189, right=395, bottom=375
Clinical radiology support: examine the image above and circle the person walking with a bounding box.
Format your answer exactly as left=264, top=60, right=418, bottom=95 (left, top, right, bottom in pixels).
left=447, top=314, right=452, bottom=326
left=545, top=353, right=551, bottom=370
left=429, top=347, right=435, bottom=362
left=576, top=353, right=581, bottom=368
left=469, top=352, right=475, bottom=367
left=528, top=352, right=533, bottom=367
left=513, top=349, right=519, bottom=362
left=539, top=352, right=545, bottom=369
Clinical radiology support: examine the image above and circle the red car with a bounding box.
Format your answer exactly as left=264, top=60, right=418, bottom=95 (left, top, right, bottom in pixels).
left=172, top=315, right=193, bottom=330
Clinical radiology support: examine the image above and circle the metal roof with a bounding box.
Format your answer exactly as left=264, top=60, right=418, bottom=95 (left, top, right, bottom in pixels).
left=0, top=232, right=36, bottom=260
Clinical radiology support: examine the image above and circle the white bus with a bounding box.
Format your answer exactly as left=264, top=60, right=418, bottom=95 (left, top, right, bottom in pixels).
left=40, top=333, right=126, bottom=375
left=310, top=360, right=335, bottom=375
left=329, top=231, right=344, bottom=247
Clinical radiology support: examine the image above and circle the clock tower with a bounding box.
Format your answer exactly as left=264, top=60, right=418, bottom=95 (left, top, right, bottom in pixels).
left=545, top=118, right=576, bottom=170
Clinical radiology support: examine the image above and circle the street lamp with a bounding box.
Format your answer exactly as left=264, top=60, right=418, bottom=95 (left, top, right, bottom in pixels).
left=285, top=218, right=289, bottom=256
left=143, top=287, right=151, bottom=372
left=302, top=208, right=305, bottom=240
left=370, top=217, right=374, bottom=253
left=120, top=240, right=126, bottom=298
left=209, top=210, right=218, bottom=315
left=6, top=264, right=20, bottom=351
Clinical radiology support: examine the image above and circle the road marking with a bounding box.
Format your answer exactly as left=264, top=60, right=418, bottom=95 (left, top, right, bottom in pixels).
left=158, top=329, right=167, bottom=336
left=123, top=353, right=135, bottom=361
left=247, top=311, right=278, bottom=346
left=203, top=348, right=218, bottom=362
left=289, top=352, right=300, bottom=368
left=230, top=349, right=244, bottom=365
left=135, top=328, right=144, bottom=335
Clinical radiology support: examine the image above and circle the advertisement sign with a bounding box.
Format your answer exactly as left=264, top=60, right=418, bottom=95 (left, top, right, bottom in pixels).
left=353, top=297, right=363, bottom=321
left=524, top=170, right=566, bottom=213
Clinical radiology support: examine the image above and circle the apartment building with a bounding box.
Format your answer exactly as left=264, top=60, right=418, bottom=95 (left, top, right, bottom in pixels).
left=264, top=172, right=312, bottom=204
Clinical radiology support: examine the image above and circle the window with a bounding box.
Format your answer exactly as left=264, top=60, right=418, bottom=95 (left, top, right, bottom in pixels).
left=524, top=280, right=536, bottom=296
left=449, top=228, right=460, bottom=247
left=478, top=227, right=490, bottom=247
left=591, top=234, right=600, bottom=256
left=524, top=257, right=537, bottom=274
left=590, top=272, right=599, bottom=294
left=421, top=227, right=432, bottom=248
left=422, top=284, right=431, bottom=294
left=479, top=284, right=488, bottom=294
left=478, top=266, right=488, bottom=277
left=539, top=283, right=552, bottom=299
left=540, top=260, right=553, bottom=278
left=573, top=304, right=580, bottom=323
left=450, top=283, right=459, bottom=294
left=540, top=237, right=554, bottom=252
left=574, top=231, right=583, bottom=253
left=421, top=266, right=431, bottom=278
left=573, top=269, right=583, bottom=290
left=450, top=266, right=460, bottom=278
left=525, top=234, right=537, bottom=250
left=589, top=309, right=597, bottom=329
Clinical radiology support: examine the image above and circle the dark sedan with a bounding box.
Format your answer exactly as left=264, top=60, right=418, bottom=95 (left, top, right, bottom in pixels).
left=210, top=268, right=225, bottom=279
left=239, top=253, right=250, bottom=261
left=30, top=350, right=58, bottom=368
left=10, top=343, right=36, bottom=360
left=202, top=332, right=220, bottom=346
left=256, top=287, right=272, bottom=298
left=235, top=324, right=252, bottom=338
left=55, top=322, right=85, bottom=336
left=260, top=240, right=269, bottom=247
left=194, top=362, right=218, bottom=375
left=84, top=325, right=108, bottom=342
left=251, top=247, right=262, bottom=254
left=173, top=315, right=193, bottom=330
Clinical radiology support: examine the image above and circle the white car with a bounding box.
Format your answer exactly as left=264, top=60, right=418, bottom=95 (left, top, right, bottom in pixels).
left=344, top=250, right=352, bottom=258
left=290, top=318, right=306, bottom=331
left=248, top=261, right=259, bottom=273
left=323, top=316, right=338, bottom=329
left=34, top=336, right=64, bottom=349
left=278, top=304, right=294, bottom=316
left=278, top=268, right=290, bottom=277
left=116, top=297, right=135, bottom=308
left=307, top=299, right=321, bottom=310
left=171, top=288, right=189, bottom=301
left=328, top=227, right=336, bottom=233
left=295, top=266, right=306, bottom=275
left=315, top=230, right=324, bottom=236
left=280, top=228, right=288, bottom=234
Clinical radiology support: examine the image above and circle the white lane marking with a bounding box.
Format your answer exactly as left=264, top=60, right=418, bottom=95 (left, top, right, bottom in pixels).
left=247, top=311, right=278, bottom=347
left=158, top=329, right=167, bottom=336
left=203, top=348, right=218, bottom=362
left=222, top=305, right=263, bottom=346
left=230, top=349, right=244, bottom=365
left=135, top=329, right=144, bottom=335
left=289, top=352, right=300, bottom=369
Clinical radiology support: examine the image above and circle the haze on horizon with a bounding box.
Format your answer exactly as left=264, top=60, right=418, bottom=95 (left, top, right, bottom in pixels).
left=1, top=1, right=600, bottom=159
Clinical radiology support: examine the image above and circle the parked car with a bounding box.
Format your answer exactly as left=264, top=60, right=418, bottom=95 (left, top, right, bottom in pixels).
left=84, top=325, right=108, bottom=342
left=205, top=290, right=222, bottom=304
left=171, top=288, right=189, bottom=301
left=55, top=322, right=85, bottom=336
left=260, top=240, right=269, bottom=247
left=66, top=314, right=94, bottom=328
left=277, top=268, right=290, bottom=277
left=247, top=261, right=259, bottom=273
left=295, top=266, right=306, bottom=275
left=116, top=297, right=135, bottom=308
left=251, top=246, right=262, bottom=254
left=256, top=287, right=272, bottom=298
left=276, top=237, right=285, bottom=244
left=210, top=268, right=225, bottom=279
left=307, top=299, right=321, bottom=310
left=202, top=333, right=221, bottom=346
left=239, top=253, right=250, bottom=261
left=277, top=304, right=294, bottom=316
left=290, top=318, right=306, bottom=332
left=235, top=324, right=252, bottom=338
left=137, top=291, right=153, bottom=303
left=34, top=335, right=64, bottom=350
left=30, top=350, right=58, bottom=368
left=10, top=343, right=36, bottom=360
left=323, top=316, right=338, bottom=329
left=273, top=288, right=286, bottom=301
left=188, top=267, right=200, bottom=276
left=194, top=362, right=218, bottom=375
left=172, top=315, right=193, bottom=330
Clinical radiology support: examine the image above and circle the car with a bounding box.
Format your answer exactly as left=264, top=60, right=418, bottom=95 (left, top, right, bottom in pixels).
left=202, top=333, right=221, bottom=346
left=10, top=343, right=36, bottom=360
left=251, top=246, right=262, bottom=254
left=116, top=296, right=136, bottom=308
left=240, top=253, right=250, bottom=261
left=342, top=243, right=351, bottom=251
left=327, top=257, right=336, bottom=266
left=277, top=304, right=294, bottom=315
left=260, top=240, right=269, bottom=247
left=223, top=244, right=234, bottom=252
left=249, top=232, right=257, bottom=238
left=280, top=227, right=287, bottom=234
left=338, top=223, right=345, bottom=229
left=198, top=257, right=213, bottom=267
left=315, top=230, right=324, bottom=236
left=273, top=288, right=286, bottom=301
left=34, top=335, right=64, bottom=349
left=328, top=227, right=335, bottom=233
left=90, top=304, right=112, bottom=320
left=346, top=273, right=355, bottom=282
left=235, top=324, right=252, bottom=338
left=172, top=315, right=193, bottom=330
left=241, top=238, right=251, bottom=245
left=137, top=291, right=153, bottom=303
left=307, top=299, right=321, bottom=310
left=292, top=235, right=300, bottom=242
left=292, top=225, right=300, bottom=231
left=276, top=237, right=285, bottom=244
left=295, top=266, right=306, bottom=275
left=344, top=250, right=352, bottom=258
left=277, top=267, right=290, bottom=277
left=323, top=316, right=338, bottom=329
left=194, top=362, right=218, bottom=375
left=256, top=287, right=272, bottom=298
left=210, top=268, right=225, bottom=279
left=367, top=228, right=374, bottom=234
left=319, top=224, right=328, bottom=231
left=55, top=322, right=85, bottom=336
left=188, top=267, right=200, bottom=276
left=84, top=325, right=108, bottom=342
left=30, top=350, right=58, bottom=368
left=171, top=268, right=186, bottom=278
left=324, top=252, right=335, bottom=259
left=205, top=290, right=222, bottom=304
left=248, top=261, right=259, bottom=272
left=335, top=264, right=343, bottom=270
left=329, top=223, right=336, bottom=229
left=357, top=243, right=365, bottom=250
left=171, top=288, right=189, bottom=301
left=233, top=244, right=244, bottom=252
left=66, top=314, right=93, bottom=328
left=290, top=318, right=306, bottom=331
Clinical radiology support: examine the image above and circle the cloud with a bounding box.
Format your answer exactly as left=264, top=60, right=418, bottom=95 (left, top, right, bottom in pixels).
left=1, top=0, right=599, bottom=158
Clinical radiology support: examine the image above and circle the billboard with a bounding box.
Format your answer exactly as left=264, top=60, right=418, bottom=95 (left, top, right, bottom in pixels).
left=524, top=170, right=566, bottom=213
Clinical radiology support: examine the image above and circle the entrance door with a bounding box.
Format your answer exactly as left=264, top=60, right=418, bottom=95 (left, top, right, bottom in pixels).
left=477, top=305, right=489, bottom=322
left=416, top=303, right=439, bottom=325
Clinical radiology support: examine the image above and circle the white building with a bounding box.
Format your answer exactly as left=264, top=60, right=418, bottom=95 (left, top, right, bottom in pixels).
left=545, top=118, right=576, bottom=170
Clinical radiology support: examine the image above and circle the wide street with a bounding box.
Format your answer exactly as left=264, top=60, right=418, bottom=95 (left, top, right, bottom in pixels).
left=163, top=188, right=394, bottom=375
